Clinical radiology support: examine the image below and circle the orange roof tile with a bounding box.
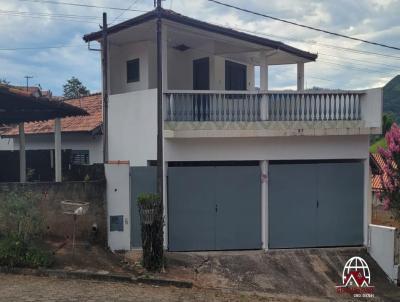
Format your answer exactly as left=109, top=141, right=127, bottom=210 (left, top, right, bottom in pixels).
left=3, top=93, right=102, bottom=136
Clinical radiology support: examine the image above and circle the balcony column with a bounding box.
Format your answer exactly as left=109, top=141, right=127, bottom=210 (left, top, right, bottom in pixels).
left=260, top=160, right=269, bottom=249
left=297, top=62, right=304, bottom=91
left=260, top=55, right=269, bottom=120
left=19, top=123, right=26, bottom=183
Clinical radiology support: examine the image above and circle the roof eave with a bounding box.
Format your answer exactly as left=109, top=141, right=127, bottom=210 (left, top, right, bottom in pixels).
left=82, top=8, right=317, bottom=62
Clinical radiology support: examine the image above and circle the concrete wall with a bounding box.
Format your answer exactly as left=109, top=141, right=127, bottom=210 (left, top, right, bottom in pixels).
left=0, top=181, right=107, bottom=244
left=0, top=137, right=13, bottom=150
left=164, top=135, right=369, bottom=162
left=12, top=133, right=103, bottom=164
left=109, top=41, right=156, bottom=95
left=105, top=163, right=131, bottom=251
left=109, top=40, right=255, bottom=93
left=108, top=89, right=157, bottom=166
left=368, top=224, right=399, bottom=283
left=362, top=88, right=383, bottom=129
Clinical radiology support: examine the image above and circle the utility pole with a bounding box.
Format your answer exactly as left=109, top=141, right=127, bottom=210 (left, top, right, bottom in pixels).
left=102, top=12, right=109, bottom=163
left=24, top=76, right=33, bottom=91
left=156, top=0, right=163, bottom=202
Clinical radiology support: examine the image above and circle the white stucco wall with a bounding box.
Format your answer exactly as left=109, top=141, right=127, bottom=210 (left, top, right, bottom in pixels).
left=109, top=41, right=156, bottom=95
left=0, top=137, right=13, bottom=150
left=368, top=224, right=399, bottom=283
left=164, top=135, right=370, bottom=162
left=105, top=163, right=131, bottom=251
left=110, top=40, right=255, bottom=93
left=108, top=89, right=157, bottom=166
left=12, top=133, right=103, bottom=164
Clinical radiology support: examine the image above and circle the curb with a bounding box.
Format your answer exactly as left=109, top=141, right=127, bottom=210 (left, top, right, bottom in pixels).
left=0, top=267, right=193, bottom=289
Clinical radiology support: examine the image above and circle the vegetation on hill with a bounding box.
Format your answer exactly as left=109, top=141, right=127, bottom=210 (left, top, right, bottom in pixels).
left=383, top=75, right=400, bottom=121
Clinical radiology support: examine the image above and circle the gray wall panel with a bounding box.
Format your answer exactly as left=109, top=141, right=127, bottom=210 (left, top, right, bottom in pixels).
left=130, top=166, right=157, bottom=248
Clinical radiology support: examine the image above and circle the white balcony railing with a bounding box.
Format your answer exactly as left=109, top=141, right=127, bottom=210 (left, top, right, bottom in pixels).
left=165, top=90, right=365, bottom=122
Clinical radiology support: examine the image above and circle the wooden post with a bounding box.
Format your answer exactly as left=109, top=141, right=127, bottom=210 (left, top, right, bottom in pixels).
left=19, top=123, right=26, bottom=183
left=102, top=12, right=109, bottom=163
left=297, top=62, right=304, bottom=91
left=54, top=117, right=62, bottom=182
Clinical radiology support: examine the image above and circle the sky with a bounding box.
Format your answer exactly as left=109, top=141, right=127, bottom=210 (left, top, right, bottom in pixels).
left=0, top=0, right=399, bottom=95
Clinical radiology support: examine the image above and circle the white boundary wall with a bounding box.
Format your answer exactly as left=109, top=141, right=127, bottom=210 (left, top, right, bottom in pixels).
left=368, top=224, right=399, bottom=283
left=105, top=162, right=131, bottom=251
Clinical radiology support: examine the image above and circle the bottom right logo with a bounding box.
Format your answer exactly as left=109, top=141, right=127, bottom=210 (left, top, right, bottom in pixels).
left=336, top=256, right=375, bottom=298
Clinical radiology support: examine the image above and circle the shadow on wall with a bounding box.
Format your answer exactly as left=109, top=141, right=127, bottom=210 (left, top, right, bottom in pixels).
left=0, top=181, right=107, bottom=245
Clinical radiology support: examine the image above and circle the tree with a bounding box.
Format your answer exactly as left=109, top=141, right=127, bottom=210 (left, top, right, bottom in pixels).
left=377, top=123, right=400, bottom=219
left=63, top=77, right=90, bottom=99
left=382, top=112, right=395, bottom=135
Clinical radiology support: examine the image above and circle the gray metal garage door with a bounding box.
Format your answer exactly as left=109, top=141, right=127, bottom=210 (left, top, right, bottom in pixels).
left=269, top=161, right=363, bottom=249
left=130, top=166, right=157, bottom=248
left=168, top=165, right=261, bottom=251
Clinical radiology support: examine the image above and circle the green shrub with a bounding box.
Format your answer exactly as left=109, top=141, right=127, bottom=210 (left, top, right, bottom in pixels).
left=137, top=193, right=160, bottom=208
left=0, top=190, right=43, bottom=241
left=137, top=193, right=164, bottom=272
left=0, top=235, right=53, bottom=268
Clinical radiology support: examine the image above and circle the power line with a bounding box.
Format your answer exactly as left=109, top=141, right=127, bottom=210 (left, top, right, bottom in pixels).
left=110, top=0, right=141, bottom=26
left=232, top=27, right=400, bottom=61
left=18, top=0, right=148, bottom=12
left=0, top=45, right=83, bottom=51
left=208, top=0, right=400, bottom=51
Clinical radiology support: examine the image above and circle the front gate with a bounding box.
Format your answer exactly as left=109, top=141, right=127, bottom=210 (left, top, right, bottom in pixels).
left=130, top=166, right=157, bottom=248
left=168, top=165, right=261, bottom=251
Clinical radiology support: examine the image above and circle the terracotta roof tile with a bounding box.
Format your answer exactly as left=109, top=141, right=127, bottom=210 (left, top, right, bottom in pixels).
left=3, top=93, right=102, bottom=136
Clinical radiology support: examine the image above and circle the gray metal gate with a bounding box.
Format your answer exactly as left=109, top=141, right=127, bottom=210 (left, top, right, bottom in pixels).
left=269, top=161, right=363, bottom=249
left=130, top=166, right=157, bottom=248
left=168, top=165, right=261, bottom=251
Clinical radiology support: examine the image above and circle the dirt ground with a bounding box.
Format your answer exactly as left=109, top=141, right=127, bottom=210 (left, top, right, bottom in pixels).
left=48, top=239, right=131, bottom=274
left=0, top=274, right=365, bottom=302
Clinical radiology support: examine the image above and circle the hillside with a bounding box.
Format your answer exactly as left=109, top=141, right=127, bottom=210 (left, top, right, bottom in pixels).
left=383, top=75, right=400, bottom=120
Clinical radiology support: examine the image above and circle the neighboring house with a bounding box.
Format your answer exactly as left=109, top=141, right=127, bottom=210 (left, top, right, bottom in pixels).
left=0, top=124, right=13, bottom=150
left=370, top=152, right=385, bottom=206
left=9, top=85, right=53, bottom=98
left=84, top=7, right=382, bottom=251
left=1, top=93, right=103, bottom=181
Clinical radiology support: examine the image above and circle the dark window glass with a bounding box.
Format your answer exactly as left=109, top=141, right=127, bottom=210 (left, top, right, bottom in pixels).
left=225, top=60, right=247, bottom=90
left=127, top=58, right=140, bottom=83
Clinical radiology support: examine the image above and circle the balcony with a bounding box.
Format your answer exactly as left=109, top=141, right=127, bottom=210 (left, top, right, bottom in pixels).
left=164, top=89, right=382, bottom=138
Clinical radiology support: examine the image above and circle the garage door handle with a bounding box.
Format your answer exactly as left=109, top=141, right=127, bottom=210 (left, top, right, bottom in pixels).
left=215, top=204, right=218, bottom=212
left=317, top=200, right=319, bottom=208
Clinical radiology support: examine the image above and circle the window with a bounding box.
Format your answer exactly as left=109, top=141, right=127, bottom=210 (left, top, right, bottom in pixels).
left=127, top=58, right=140, bottom=83
left=225, top=60, right=247, bottom=90
left=70, top=150, right=89, bottom=165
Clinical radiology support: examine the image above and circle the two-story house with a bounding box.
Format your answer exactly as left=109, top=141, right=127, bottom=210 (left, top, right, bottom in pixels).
left=84, top=7, right=382, bottom=252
